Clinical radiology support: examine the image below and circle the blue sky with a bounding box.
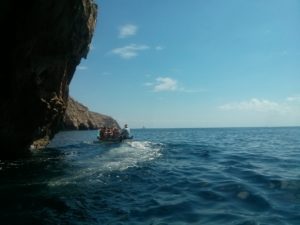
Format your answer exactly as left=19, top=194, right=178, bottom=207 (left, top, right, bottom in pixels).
left=70, top=0, right=300, bottom=128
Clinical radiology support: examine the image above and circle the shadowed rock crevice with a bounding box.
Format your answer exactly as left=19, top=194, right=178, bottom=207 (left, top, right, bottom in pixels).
left=0, top=0, right=97, bottom=158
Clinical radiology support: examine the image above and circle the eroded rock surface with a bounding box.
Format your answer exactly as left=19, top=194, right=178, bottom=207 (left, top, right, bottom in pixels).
left=0, top=0, right=97, bottom=157
left=63, top=97, right=120, bottom=130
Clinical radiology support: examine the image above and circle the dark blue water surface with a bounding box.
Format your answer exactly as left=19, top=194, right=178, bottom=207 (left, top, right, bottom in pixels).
left=1, top=127, right=300, bottom=225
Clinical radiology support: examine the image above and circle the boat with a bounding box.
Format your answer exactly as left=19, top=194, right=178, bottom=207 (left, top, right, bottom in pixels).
left=96, top=135, right=133, bottom=144
left=96, top=126, right=133, bottom=143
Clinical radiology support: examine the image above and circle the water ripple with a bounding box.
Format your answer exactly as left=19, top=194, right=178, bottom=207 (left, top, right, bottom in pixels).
left=1, top=128, right=300, bottom=224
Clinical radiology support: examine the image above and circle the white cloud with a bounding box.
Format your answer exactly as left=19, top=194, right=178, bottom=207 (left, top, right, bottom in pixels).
left=145, top=77, right=205, bottom=93
left=77, top=66, right=87, bottom=70
left=286, top=95, right=300, bottom=102
left=101, top=72, right=111, bottom=76
left=110, top=44, right=149, bottom=59
left=219, top=98, right=290, bottom=114
left=179, top=88, right=206, bottom=93
left=155, top=46, right=164, bottom=51
left=144, top=82, right=153, bottom=86
left=119, top=24, right=138, bottom=38
left=89, top=44, right=95, bottom=50
left=153, top=77, right=178, bottom=92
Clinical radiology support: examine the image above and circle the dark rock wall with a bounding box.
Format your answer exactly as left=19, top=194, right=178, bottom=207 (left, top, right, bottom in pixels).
left=63, top=97, right=120, bottom=130
left=0, top=0, right=97, bottom=158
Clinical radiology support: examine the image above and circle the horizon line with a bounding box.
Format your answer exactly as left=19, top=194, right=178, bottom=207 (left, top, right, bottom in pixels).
left=131, top=125, right=300, bottom=129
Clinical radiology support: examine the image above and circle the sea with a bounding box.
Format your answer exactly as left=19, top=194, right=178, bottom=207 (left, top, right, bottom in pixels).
left=0, top=127, right=300, bottom=225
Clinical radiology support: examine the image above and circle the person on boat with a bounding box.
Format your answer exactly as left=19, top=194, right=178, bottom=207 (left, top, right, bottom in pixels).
left=97, top=128, right=101, bottom=140
left=121, top=124, right=131, bottom=139
left=107, top=127, right=112, bottom=138
left=97, top=126, right=105, bottom=140
left=112, top=127, right=120, bottom=139
left=100, top=126, right=107, bottom=140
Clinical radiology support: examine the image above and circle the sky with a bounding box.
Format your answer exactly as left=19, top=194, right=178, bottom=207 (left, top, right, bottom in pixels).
left=70, top=0, right=300, bottom=128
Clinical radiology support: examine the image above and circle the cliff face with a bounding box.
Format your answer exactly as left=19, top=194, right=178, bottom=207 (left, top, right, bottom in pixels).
left=63, top=97, right=120, bottom=130
left=0, top=1, right=97, bottom=158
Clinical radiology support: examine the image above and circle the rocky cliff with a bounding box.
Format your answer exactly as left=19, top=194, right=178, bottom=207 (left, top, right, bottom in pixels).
left=0, top=0, right=97, bottom=158
left=63, top=97, right=120, bottom=130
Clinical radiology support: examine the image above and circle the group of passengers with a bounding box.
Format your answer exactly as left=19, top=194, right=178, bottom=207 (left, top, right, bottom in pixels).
left=97, top=124, right=131, bottom=141
left=97, top=127, right=120, bottom=140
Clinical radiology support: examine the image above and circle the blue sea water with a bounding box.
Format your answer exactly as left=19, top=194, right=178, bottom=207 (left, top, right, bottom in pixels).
left=0, top=127, right=300, bottom=225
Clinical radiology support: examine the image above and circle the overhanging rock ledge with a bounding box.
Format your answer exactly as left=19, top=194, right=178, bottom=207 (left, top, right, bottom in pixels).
left=0, top=0, right=97, bottom=158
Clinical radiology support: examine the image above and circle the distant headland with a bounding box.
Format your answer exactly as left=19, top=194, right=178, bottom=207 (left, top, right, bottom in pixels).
left=62, top=97, right=120, bottom=131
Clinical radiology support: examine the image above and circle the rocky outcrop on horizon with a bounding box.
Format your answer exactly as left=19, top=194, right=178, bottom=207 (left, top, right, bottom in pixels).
left=62, top=97, right=120, bottom=130
left=0, top=0, right=97, bottom=158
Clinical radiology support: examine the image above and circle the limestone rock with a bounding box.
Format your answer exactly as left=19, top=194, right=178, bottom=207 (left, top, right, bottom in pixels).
left=0, top=0, right=97, bottom=157
left=62, top=97, right=120, bottom=130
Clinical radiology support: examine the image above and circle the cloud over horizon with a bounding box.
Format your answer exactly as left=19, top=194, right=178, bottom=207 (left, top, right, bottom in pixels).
left=286, top=95, right=300, bottom=102
left=219, top=98, right=291, bottom=114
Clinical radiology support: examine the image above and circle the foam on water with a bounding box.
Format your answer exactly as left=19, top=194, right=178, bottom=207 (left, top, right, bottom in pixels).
left=48, top=140, right=163, bottom=187
left=99, top=141, right=162, bottom=170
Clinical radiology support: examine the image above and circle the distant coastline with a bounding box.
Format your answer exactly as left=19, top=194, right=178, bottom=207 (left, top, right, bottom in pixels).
left=62, top=97, right=120, bottom=130
left=132, top=125, right=300, bottom=130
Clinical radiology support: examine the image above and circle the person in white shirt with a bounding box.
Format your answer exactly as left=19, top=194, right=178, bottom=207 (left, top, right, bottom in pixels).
left=121, top=124, right=131, bottom=139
